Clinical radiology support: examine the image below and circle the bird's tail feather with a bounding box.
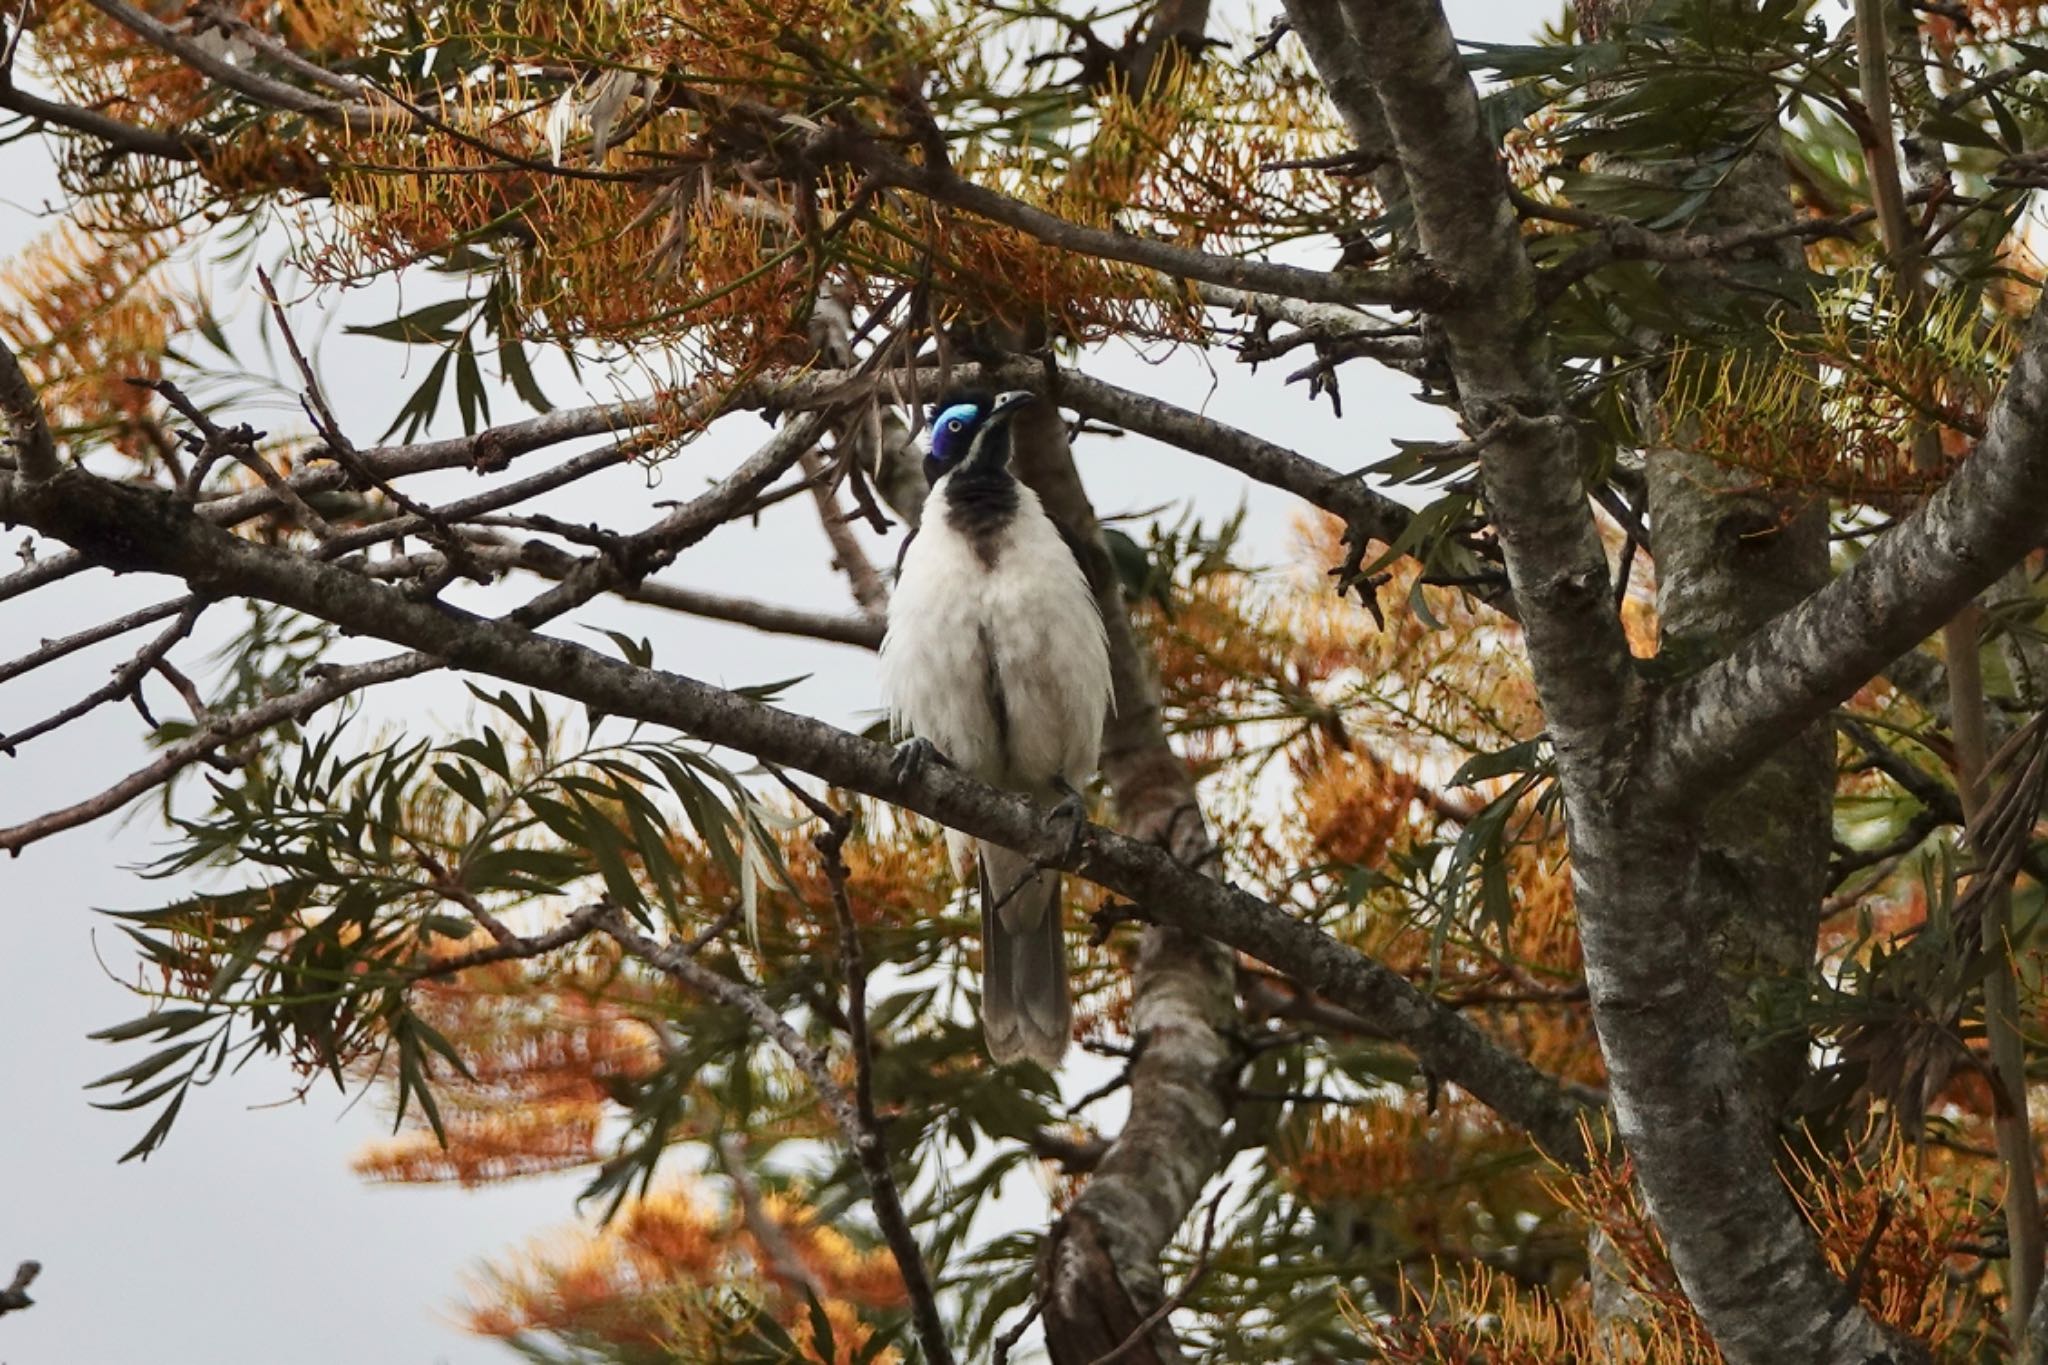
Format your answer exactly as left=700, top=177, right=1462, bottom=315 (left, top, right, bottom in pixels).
left=978, top=845, right=1071, bottom=1070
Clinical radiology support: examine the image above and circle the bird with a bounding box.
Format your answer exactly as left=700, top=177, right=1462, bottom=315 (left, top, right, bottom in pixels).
left=878, top=390, right=1113, bottom=1070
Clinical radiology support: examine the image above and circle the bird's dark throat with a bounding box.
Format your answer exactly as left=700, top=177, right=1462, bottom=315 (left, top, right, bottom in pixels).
left=943, top=462, right=1019, bottom=568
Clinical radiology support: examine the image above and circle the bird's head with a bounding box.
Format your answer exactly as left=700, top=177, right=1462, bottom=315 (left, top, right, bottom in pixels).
left=924, top=390, right=1038, bottom=487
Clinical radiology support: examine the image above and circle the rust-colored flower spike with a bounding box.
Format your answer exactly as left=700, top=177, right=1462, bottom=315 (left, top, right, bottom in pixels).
left=0, top=222, right=198, bottom=466
left=1922, top=0, right=2048, bottom=43
left=463, top=1178, right=903, bottom=1361
left=21, top=0, right=1357, bottom=397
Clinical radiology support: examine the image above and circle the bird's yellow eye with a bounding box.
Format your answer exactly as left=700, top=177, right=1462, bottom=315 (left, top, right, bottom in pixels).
left=946, top=418, right=963, bottom=433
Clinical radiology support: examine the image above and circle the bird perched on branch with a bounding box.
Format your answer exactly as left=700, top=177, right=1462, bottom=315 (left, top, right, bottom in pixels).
left=879, top=390, right=1113, bottom=1070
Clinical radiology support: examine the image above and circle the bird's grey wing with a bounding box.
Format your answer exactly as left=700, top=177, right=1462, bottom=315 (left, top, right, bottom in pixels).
left=978, top=846, right=1070, bottom=1070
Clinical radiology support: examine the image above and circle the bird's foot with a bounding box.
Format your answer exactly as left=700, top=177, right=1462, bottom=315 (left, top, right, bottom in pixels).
left=1046, top=775, right=1088, bottom=866
left=891, top=736, right=952, bottom=785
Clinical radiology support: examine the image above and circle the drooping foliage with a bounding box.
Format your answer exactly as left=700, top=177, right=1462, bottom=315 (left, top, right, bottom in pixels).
left=11, top=0, right=2048, bottom=1360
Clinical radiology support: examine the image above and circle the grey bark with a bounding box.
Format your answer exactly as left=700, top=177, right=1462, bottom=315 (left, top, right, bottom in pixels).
left=1316, top=3, right=1921, bottom=1359
left=1605, top=0, right=1832, bottom=1113
left=1005, top=400, right=1237, bottom=1361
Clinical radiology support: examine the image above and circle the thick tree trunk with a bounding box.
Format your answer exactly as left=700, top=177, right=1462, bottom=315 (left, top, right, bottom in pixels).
left=1308, top=3, right=1922, bottom=1359
left=1604, top=4, right=1831, bottom=1113
left=1008, top=400, right=1238, bottom=1363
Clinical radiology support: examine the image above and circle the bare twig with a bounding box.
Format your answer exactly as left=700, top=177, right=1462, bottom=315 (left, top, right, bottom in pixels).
left=814, top=806, right=953, bottom=1365
left=0, top=82, right=195, bottom=160
left=851, top=135, right=1447, bottom=311
left=407, top=901, right=611, bottom=982
left=0, top=547, right=87, bottom=608
left=799, top=448, right=891, bottom=615
left=992, top=1301, right=1044, bottom=1365
left=85, top=0, right=389, bottom=132
left=133, top=378, right=335, bottom=537
left=0, top=1259, right=38, bottom=1316
left=0, top=650, right=432, bottom=855
left=503, top=410, right=829, bottom=628
left=717, top=1133, right=824, bottom=1297
left=256, top=266, right=487, bottom=584
left=0, top=600, right=205, bottom=756
left=0, top=596, right=189, bottom=686
left=598, top=904, right=955, bottom=1365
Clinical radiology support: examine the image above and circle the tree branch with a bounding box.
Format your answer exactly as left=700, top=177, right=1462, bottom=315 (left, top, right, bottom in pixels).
left=1654, top=299, right=2048, bottom=796
left=849, top=134, right=1446, bottom=311
left=0, top=595, right=189, bottom=686
left=1322, top=4, right=1916, bottom=1362
left=0, top=598, right=203, bottom=755
left=0, top=335, right=57, bottom=482
left=0, top=651, right=433, bottom=856
left=0, top=465, right=1593, bottom=1157
left=85, top=0, right=393, bottom=134
left=0, top=81, right=196, bottom=160
left=475, top=537, right=883, bottom=649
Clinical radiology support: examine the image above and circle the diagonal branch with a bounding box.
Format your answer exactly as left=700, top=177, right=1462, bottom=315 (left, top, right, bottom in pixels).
left=1025, top=361, right=1513, bottom=616
left=0, top=651, right=433, bottom=856
left=0, top=464, right=1594, bottom=1159
left=84, top=0, right=392, bottom=133
left=1654, top=305, right=2048, bottom=796
left=848, top=135, right=1446, bottom=311
left=0, top=595, right=190, bottom=686
left=0, top=81, right=196, bottom=160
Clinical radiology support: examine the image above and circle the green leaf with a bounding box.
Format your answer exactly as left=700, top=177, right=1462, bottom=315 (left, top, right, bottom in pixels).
left=117, top=1084, right=188, bottom=1163
left=89, top=1008, right=215, bottom=1043
left=803, top=1286, right=837, bottom=1364
left=380, top=348, right=452, bottom=442
left=345, top=296, right=477, bottom=344
left=1352, top=492, right=1473, bottom=582
left=1448, top=737, right=1550, bottom=788
left=433, top=760, right=492, bottom=814
left=592, top=628, right=655, bottom=669
left=90, top=1072, right=192, bottom=1112
left=86, top=1039, right=206, bottom=1092
left=454, top=341, right=489, bottom=435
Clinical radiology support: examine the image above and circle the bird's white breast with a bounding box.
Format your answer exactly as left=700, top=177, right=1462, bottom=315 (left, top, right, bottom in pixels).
left=879, top=479, right=1112, bottom=799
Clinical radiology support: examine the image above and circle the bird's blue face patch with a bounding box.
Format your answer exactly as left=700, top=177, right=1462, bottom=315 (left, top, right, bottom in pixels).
left=925, top=401, right=985, bottom=485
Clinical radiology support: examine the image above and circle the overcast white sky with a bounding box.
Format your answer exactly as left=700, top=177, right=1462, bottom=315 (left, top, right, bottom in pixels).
left=0, top=3, right=1550, bottom=1361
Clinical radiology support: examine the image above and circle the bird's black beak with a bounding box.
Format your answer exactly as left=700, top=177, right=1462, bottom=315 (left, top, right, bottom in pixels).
left=990, top=390, right=1040, bottom=417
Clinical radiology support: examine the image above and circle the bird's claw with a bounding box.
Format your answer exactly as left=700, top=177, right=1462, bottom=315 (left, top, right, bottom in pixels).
left=892, top=736, right=950, bottom=785
left=1046, top=775, right=1088, bottom=866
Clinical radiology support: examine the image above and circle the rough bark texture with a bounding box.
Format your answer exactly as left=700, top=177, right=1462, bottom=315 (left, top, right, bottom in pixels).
left=1008, top=399, right=1238, bottom=1363
left=1321, top=3, right=1920, bottom=1360
left=1656, top=292, right=2048, bottom=793
left=1647, top=446, right=1832, bottom=1108
left=1608, top=4, right=1832, bottom=1111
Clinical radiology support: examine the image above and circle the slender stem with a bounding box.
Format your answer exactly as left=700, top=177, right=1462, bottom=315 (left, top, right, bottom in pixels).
left=598, top=905, right=955, bottom=1365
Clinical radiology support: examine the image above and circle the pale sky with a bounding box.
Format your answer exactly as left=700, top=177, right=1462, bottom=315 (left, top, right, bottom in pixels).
left=0, top=3, right=1551, bottom=1361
